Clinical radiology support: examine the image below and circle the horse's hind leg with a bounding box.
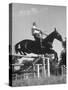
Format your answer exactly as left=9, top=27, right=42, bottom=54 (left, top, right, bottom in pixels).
left=23, top=52, right=26, bottom=55
left=19, top=50, right=26, bottom=55
left=19, top=50, right=23, bottom=55
left=20, top=51, right=23, bottom=55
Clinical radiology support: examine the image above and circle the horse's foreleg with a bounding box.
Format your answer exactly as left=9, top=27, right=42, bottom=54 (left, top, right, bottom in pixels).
left=54, top=52, right=58, bottom=63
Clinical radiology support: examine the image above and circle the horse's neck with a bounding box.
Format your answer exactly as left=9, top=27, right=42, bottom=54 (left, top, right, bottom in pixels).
left=44, top=34, right=55, bottom=43
left=49, top=36, right=54, bottom=43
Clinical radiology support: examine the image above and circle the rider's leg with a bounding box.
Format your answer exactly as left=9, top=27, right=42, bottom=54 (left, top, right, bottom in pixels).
left=40, top=38, right=44, bottom=48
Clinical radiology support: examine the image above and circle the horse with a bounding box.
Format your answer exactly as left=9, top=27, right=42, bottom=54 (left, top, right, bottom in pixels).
left=58, top=39, right=66, bottom=69
left=51, top=39, right=66, bottom=76
left=15, top=28, right=63, bottom=60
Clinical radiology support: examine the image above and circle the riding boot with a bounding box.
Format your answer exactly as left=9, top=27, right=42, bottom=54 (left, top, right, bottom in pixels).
left=40, top=38, right=44, bottom=48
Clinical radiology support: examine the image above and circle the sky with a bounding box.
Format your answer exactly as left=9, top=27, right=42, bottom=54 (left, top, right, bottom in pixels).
left=12, top=3, right=66, bottom=57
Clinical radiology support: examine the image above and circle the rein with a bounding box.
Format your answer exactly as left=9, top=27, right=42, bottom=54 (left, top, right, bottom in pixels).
left=42, top=32, right=48, bottom=36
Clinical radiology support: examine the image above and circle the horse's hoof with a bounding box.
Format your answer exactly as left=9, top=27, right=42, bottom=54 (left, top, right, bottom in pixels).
left=23, top=52, right=26, bottom=55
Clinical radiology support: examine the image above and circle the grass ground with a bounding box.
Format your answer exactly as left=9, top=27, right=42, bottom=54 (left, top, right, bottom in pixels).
left=12, top=74, right=66, bottom=87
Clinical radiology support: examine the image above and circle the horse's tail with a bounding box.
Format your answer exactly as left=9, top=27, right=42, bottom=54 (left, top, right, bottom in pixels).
left=15, top=43, right=19, bottom=54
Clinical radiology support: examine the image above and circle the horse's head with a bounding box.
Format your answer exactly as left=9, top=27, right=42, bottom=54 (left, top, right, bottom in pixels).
left=54, top=28, right=63, bottom=42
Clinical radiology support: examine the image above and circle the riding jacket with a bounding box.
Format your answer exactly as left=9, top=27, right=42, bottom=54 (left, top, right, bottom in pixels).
left=32, top=25, right=42, bottom=39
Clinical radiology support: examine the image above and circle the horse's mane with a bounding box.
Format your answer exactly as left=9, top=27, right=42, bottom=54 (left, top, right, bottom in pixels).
left=44, top=30, right=55, bottom=41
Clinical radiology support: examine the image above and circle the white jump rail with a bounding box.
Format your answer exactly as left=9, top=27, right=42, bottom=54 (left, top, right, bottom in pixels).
left=12, top=54, right=51, bottom=80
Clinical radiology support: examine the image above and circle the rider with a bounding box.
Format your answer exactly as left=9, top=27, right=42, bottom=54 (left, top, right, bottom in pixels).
left=31, top=22, right=43, bottom=47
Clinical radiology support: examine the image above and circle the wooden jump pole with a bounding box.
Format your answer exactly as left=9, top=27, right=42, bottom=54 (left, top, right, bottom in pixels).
left=42, top=55, right=46, bottom=77
left=47, top=58, right=50, bottom=77
left=12, top=64, right=24, bottom=66
left=33, top=64, right=36, bottom=78
left=61, top=65, right=66, bottom=76
left=36, top=64, right=40, bottom=78
left=37, top=64, right=40, bottom=78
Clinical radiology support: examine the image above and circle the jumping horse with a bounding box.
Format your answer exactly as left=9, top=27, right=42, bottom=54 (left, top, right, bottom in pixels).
left=15, top=28, right=63, bottom=61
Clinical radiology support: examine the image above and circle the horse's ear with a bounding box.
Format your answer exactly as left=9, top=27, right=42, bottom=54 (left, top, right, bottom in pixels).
left=54, top=28, right=56, bottom=32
